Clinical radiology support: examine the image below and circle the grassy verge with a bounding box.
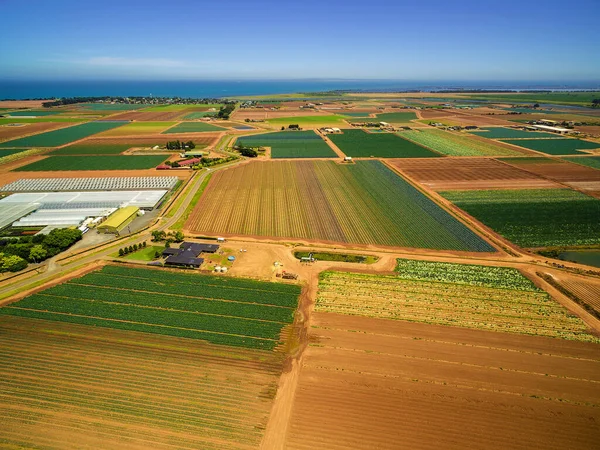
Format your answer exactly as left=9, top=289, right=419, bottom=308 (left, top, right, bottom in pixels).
left=113, top=245, right=164, bottom=261
left=171, top=172, right=213, bottom=231
left=294, top=251, right=378, bottom=264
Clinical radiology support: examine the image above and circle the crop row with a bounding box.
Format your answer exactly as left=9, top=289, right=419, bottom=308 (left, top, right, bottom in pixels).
left=328, top=129, right=440, bottom=158
left=400, top=129, right=522, bottom=156
left=317, top=271, right=598, bottom=342
left=188, top=160, right=494, bottom=251
left=441, top=189, right=600, bottom=248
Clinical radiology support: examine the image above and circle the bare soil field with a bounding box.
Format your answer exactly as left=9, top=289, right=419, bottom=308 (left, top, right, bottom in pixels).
left=0, top=100, right=48, bottom=109
left=106, top=111, right=187, bottom=121
left=389, top=158, right=560, bottom=190
left=81, top=134, right=221, bottom=146
left=0, top=315, right=284, bottom=449
left=284, top=312, right=600, bottom=450
left=446, top=111, right=515, bottom=127
left=544, top=272, right=600, bottom=315
left=502, top=158, right=600, bottom=183
left=418, top=110, right=457, bottom=119
left=0, top=122, right=71, bottom=142
left=231, top=109, right=332, bottom=121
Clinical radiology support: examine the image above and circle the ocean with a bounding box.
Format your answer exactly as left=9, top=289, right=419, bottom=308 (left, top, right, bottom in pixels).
left=0, top=80, right=598, bottom=100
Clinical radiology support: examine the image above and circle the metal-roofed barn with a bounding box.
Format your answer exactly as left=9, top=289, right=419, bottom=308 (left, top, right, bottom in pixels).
left=0, top=177, right=178, bottom=192
left=97, top=206, right=139, bottom=234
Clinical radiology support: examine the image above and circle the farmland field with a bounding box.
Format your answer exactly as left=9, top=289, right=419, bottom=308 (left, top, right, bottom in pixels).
left=317, top=261, right=597, bottom=341
left=329, top=129, right=440, bottom=158
left=76, top=103, right=143, bottom=111
left=0, top=123, right=72, bottom=142
left=1, top=265, right=300, bottom=350
left=563, top=156, right=600, bottom=170
left=471, top=127, right=563, bottom=139
left=286, top=313, right=600, bottom=450
left=350, top=111, right=417, bottom=123
left=49, top=143, right=133, bottom=155
left=441, top=188, right=600, bottom=247
left=265, top=115, right=346, bottom=126
left=184, top=111, right=217, bottom=119
left=143, top=104, right=223, bottom=111
left=546, top=272, right=600, bottom=315
left=503, top=138, right=600, bottom=155
left=399, top=129, right=524, bottom=156
left=3, top=110, right=62, bottom=116
left=0, top=121, right=126, bottom=148
left=236, top=131, right=337, bottom=158
left=0, top=315, right=285, bottom=449
left=108, top=111, right=186, bottom=121
left=13, top=155, right=167, bottom=171
left=163, top=122, right=227, bottom=133
left=187, top=160, right=494, bottom=251
left=99, top=122, right=177, bottom=136
left=82, top=134, right=219, bottom=147
left=390, top=158, right=559, bottom=190
left=0, top=148, right=29, bottom=158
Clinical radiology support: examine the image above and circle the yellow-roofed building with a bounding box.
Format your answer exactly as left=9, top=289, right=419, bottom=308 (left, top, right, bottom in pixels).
left=97, top=206, right=139, bottom=234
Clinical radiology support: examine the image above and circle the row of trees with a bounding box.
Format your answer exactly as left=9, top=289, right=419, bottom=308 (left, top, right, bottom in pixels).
left=151, top=230, right=184, bottom=244
left=217, top=103, right=236, bottom=119
left=0, top=228, right=82, bottom=272
left=118, top=241, right=147, bottom=256
left=166, top=140, right=195, bottom=150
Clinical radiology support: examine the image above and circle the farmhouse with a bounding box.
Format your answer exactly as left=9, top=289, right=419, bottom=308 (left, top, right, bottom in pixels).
left=163, top=241, right=220, bottom=268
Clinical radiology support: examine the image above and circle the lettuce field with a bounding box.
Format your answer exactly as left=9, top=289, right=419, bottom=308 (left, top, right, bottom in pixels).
left=0, top=265, right=301, bottom=350
left=236, top=131, right=337, bottom=158
left=441, top=188, right=600, bottom=248
left=329, top=129, right=441, bottom=158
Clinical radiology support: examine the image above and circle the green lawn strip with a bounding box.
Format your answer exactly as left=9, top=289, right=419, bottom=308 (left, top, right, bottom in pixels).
left=440, top=189, right=600, bottom=248
left=328, top=129, right=440, bottom=158
left=502, top=139, right=600, bottom=155
left=183, top=112, right=217, bottom=119
left=0, top=118, right=88, bottom=124
left=163, top=122, right=227, bottom=133
left=0, top=121, right=127, bottom=148
left=50, top=144, right=133, bottom=155
left=117, top=245, right=164, bottom=260
left=13, top=155, right=166, bottom=171
left=172, top=172, right=213, bottom=230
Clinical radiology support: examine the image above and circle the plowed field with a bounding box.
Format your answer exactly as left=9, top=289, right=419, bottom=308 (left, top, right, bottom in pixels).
left=390, top=158, right=559, bottom=190
left=284, top=313, right=600, bottom=450
left=0, top=122, right=69, bottom=142
left=0, top=316, right=284, bottom=450
left=81, top=134, right=220, bottom=146
left=501, top=157, right=600, bottom=184
left=107, top=111, right=187, bottom=121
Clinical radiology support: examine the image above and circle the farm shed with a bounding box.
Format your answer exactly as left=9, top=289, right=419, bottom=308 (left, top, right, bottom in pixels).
left=181, top=242, right=219, bottom=253
left=532, top=124, right=570, bottom=135
left=164, top=252, right=204, bottom=268
left=97, top=206, right=139, bottom=234
left=178, top=158, right=201, bottom=167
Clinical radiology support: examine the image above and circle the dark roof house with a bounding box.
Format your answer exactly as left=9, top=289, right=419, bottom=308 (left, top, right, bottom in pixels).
left=163, top=241, right=219, bottom=268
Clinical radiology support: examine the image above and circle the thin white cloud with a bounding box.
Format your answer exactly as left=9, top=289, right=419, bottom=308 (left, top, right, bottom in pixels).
left=87, top=57, right=187, bottom=68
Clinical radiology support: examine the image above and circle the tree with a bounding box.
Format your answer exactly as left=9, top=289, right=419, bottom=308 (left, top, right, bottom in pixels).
left=281, top=126, right=285, bottom=130
left=239, top=147, right=258, bottom=157
left=119, top=248, right=124, bottom=257
left=152, top=230, right=166, bottom=241
left=142, top=241, right=147, bottom=248
left=165, top=241, right=171, bottom=248
left=154, top=250, right=161, bottom=259
left=128, top=245, right=133, bottom=253
left=592, top=99, right=600, bottom=108
left=133, top=243, right=138, bottom=251
left=173, top=231, right=184, bottom=242
left=29, top=245, right=47, bottom=263
left=1, top=255, right=28, bottom=273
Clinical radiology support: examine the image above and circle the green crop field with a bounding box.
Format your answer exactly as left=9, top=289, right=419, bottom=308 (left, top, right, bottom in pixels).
left=562, top=156, right=600, bottom=170
left=400, top=129, right=523, bottom=156
left=316, top=261, right=599, bottom=342
left=329, top=129, right=440, bottom=158
left=237, top=131, right=337, bottom=158
left=0, top=148, right=28, bottom=158
left=14, top=155, right=166, bottom=171
left=441, top=189, right=600, bottom=248
left=162, top=122, right=226, bottom=133
left=503, top=138, right=600, bottom=155
left=183, top=112, right=217, bottom=119
left=337, top=112, right=374, bottom=117
left=463, top=91, right=600, bottom=107
left=77, top=103, right=144, bottom=111
left=0, top=265, right=300, bottom=350
left=49, top=144, right=132, bottom=155
left=0, top=117, right=88, bottom=124
left=349, top=111, right=418, bottom=123
left=144, top=103, right=223, bottom=111
left=100, top=121, right=177, bottom=136
left=471, top=127, right=564, bottom=139
left=266, top=115, right=346, bottom=126
left=188, top=160, right=494, bottom=251
left=4, top=110, right=62, bottom=116
left=0, top=121, right=126, bottom=148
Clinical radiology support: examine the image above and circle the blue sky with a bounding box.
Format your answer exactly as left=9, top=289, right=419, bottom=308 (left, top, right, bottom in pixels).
left=1, top=0, right=599, bottom=81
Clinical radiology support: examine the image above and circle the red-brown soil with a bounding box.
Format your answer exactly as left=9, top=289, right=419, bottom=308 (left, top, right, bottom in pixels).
left=503, top=158, right=600, bottom=183
left=80, top=134, right=221, bottom=146
left=389, top=158, right=560, bottom=190
left=418, top=110, right=457, bottom=119
left=0, top=316, right=283, bottom=449
left=284, top=312, right=600, bottom=450
left=231, top=109, right=332, bottom=121
left=447, top=111, right=515, bottom=126
left=0, top=122, right=73, bottom=142
left=0, top=100, right=48, bottom=108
